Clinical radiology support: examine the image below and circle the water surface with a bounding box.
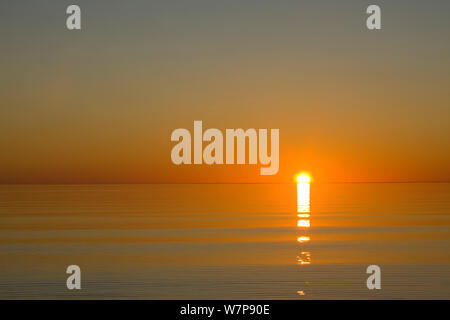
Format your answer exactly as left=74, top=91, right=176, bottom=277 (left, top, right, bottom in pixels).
left=0, top=183, right=449, bottom=299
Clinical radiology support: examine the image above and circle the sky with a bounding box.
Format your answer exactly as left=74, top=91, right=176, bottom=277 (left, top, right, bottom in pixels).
left=0, top=0, right=449, bottom=183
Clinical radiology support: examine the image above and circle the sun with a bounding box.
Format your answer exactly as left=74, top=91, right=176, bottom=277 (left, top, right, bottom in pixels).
left=296, top=173, right=311, bottom=183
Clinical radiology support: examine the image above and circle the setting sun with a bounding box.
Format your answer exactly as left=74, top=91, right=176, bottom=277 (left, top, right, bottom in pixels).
left=296, top=173, right=311, bottom=184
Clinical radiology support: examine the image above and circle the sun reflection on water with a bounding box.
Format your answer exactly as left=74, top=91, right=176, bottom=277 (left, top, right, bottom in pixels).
left=296, top=251, right=311, bottom=265
left=297, top=182, right=310, bottom=213
left=297, top=219, right=310, bottom=228
left=297, top=180, right=311, bottom=230
left=296, top=177, right=311, bottom=296
left=297, top=236, right=310, bottom=243
left=296, top=179, right=311, bottom=267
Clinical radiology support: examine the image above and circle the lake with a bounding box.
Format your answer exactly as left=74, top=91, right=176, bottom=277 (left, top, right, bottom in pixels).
left=0, top=183, right=449, bottom=299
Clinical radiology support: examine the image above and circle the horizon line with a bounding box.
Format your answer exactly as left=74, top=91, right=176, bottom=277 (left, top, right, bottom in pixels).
left=1, top=181, right=450, bottom=186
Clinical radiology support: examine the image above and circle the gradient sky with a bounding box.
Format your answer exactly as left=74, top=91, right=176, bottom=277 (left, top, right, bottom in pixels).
left=1, top=0, right=449, bottom=183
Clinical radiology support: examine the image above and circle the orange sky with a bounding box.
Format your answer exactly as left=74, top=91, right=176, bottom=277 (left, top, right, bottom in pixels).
left=0, top=1, right=449, bottom=183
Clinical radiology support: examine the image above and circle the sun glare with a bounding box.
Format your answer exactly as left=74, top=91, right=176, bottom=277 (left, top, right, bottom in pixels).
left=296, top=173, right=311, bottom=184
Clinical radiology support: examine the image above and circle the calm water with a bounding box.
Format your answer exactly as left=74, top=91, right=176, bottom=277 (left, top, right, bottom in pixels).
left=0, top=183, right=449, bottom=299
